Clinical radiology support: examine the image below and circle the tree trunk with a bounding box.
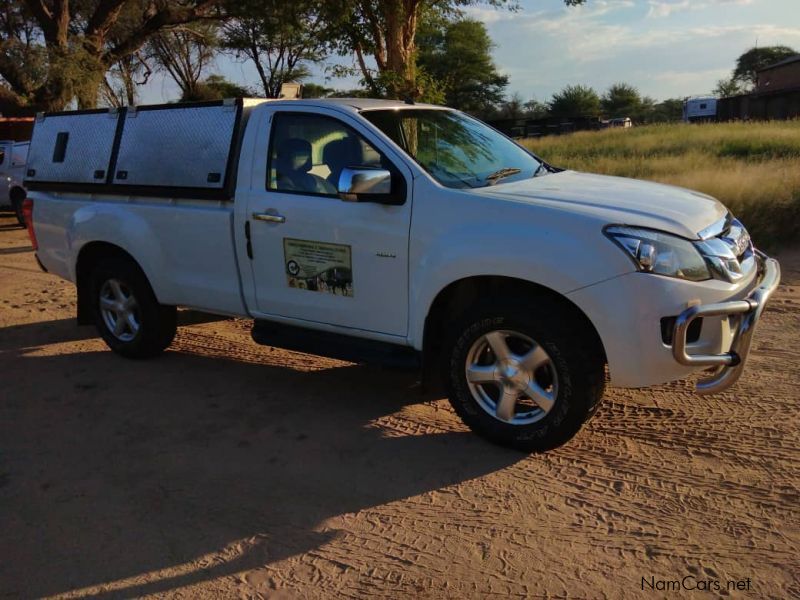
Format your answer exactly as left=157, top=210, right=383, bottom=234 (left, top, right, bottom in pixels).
left=377, top=1, right=419, bottom=99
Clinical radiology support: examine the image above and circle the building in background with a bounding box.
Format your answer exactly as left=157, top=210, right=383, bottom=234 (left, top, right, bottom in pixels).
left=757, top=55, right=800, bottom=93
left=718, top=54, right=800, bottom=121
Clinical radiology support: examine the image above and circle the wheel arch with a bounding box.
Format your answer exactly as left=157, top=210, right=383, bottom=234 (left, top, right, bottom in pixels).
left=75, top=242, right=148, bottom=325
left=421, top=275, right=607, bottom=386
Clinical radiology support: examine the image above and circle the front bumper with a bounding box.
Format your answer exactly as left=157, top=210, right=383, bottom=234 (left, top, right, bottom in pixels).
left=672, top=250, right=780, bottom=394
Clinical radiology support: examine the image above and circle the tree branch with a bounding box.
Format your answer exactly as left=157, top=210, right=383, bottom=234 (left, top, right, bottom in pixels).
left=85, top=0, right=128, bottom=47
left=105, top=0, right=221, bottom=65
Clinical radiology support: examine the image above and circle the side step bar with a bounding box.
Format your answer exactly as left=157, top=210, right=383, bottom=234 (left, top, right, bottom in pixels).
left=251, top=320, right=420, bottom=369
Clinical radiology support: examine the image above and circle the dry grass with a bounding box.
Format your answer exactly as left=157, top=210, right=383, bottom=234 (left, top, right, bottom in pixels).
left=522, top=121, right=800, bottom=249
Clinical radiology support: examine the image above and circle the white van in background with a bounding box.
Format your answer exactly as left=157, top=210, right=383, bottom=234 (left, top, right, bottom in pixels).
left=683, top=97, right=718, bottom=122
left=0, top=140, right=29, bottom=225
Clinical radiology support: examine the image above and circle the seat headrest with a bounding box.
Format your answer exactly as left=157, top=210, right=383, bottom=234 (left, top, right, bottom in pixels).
left=323, top=136, right=363, bottom=167
left=277, top=138, right=312, bottom=173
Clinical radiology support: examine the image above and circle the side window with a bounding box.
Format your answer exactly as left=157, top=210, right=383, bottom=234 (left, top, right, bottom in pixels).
left=0, top=148, right=5, bottom=166
left=267, top=113, right=386, bottom=196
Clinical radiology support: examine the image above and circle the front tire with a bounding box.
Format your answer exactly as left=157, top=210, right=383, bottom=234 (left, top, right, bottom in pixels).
left=90, top=257, right=177, bottom=359
left=444, top=299, right=605, bottom=452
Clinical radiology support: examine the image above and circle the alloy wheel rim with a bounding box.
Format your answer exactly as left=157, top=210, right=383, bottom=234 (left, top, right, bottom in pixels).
left=465, top=329, right=558, bottom=425
left=99, top=279, right=140, bottom=342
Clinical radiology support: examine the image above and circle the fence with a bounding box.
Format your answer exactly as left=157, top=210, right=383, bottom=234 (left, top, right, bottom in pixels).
left=717, top=87, right=800, bottom=121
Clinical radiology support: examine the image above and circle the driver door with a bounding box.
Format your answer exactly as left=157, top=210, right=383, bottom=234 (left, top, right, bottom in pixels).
left=244, top=108, right=413, bottom=338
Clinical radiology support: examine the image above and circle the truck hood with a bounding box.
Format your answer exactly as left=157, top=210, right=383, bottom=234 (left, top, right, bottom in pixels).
left=467, top=170, right=727, bottom=239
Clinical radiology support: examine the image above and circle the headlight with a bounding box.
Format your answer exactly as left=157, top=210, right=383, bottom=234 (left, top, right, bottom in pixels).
left=604, top=226, right=711, bottom=281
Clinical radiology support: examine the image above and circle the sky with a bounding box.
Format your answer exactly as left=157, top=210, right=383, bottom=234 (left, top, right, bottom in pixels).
left=139, top=0, right=800, bottom=105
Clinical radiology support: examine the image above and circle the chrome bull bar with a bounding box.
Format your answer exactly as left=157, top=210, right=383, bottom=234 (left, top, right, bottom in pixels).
left=672, top=250, right=781, bottom=394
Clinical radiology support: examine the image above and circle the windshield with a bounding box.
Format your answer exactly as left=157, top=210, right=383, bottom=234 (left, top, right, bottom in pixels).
left=362, top=109, right=543, bottom=189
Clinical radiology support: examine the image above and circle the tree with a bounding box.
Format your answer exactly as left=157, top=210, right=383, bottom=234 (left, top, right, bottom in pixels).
left=149, top=23, right=218, bottom=102
left=325, top=0, right=585, bottom=99
left=732, top=45, right=797, bottom=89
left=548, top=85, right=601, bottom=119
left=183, top=74, right=254, bottom=101
left=647, top=98, right=683, bottom=123
left=100, top=52, right=151, bottom=107
left=417, top=18, right=508, bottom=115
left=523, top=98, right=549, bottom=119
left=0, top=0, right=224, bottom=111
left=223, top=0, right=326, bottom=98
left=601, top=82, right=642, bottom=118
left=327, top=87, right=373, bottom=98
left=495, top=92, right=526, bottom=119
left=302, top=82, right=334, bottom=98
left=713, top=77, right=744, bottom=98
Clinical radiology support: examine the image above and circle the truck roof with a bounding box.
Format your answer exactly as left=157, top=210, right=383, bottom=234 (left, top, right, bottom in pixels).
left=250, top=97, right=450, bottom=113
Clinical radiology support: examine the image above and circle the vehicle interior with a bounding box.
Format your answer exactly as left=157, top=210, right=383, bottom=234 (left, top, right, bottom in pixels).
left=268, top=114, right=383, bottom=195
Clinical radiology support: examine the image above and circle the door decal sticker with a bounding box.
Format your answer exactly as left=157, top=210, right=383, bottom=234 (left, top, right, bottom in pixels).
left=283, top=238, right=353, bottom=297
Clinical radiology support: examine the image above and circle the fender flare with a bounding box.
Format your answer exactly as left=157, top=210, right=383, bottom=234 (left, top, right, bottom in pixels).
left=68, top=204, right=168, bottom=301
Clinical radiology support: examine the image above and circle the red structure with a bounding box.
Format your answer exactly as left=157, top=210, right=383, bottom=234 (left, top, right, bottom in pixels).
left=757, top=55, right=800, bottom=93
left=718, top=55, right=800, bottom=121
left=0, top=117, right=34, bottom=141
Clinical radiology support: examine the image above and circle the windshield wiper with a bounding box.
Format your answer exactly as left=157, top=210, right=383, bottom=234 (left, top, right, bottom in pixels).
left=485, top=167, right=522, bottom=185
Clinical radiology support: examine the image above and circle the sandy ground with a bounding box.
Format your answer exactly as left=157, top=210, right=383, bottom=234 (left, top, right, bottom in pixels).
left=0, top=211, right=798, bottom=599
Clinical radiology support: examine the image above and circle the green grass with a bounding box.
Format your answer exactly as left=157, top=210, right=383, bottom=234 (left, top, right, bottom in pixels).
left=521, top=121, right=800, bottom=250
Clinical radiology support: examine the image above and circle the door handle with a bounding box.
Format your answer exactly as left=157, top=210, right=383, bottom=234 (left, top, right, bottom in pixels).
left=252, top=211, right=286, bottom=224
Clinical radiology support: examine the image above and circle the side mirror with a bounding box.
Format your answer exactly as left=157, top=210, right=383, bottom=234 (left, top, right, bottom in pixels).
left=338, top=167, right=402, bottom=204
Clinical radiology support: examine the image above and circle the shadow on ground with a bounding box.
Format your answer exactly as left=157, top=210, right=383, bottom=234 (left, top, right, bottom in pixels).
left=0, top=317, right=521, bottom=598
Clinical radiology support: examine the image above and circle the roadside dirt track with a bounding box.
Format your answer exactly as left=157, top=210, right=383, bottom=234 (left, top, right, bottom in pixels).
left=0, top=212, right=798, bottom=599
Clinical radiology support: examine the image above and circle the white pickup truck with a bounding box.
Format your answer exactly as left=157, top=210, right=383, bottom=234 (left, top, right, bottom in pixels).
left=1, top=139, right=29, bottom=225
left=23, top=98, right=780, bottom=451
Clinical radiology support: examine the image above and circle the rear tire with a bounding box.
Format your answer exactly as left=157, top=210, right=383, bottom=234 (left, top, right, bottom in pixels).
left=444, top=298, right=605, bottom=452
left=90, top=257, right=177, bottom=359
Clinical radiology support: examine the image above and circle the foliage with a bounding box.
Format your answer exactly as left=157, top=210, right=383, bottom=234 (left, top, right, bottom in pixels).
left=0, top=0, right=224, bottom=111
left=302, top=82, right=334, bottom=98
left=417, top=18, right=508, bottom=114
left=182, top=74, right=254, bottom=101
left=100, top=52, right=151, bottom=107
left=548, top=85, right=601, bottom=119
left=732, top=45, right=797, bottom=89
left=149, top=23, right=218, bottom=102
left=523, top=121, right=800, bottom=249
left=327, top=88, right=374, bottom=98
left=645, top=98, right=684, bottom=123
left=488, top=92, right=546, bottom=120
left=222, top=0, right=325, bottom=98
left=714, top=77, right=745, bottom=98
left=322, top=0, right=582, bottom=100
left=600, top=82, right=654, bottom=121
left=522, top=99, right=549, bottom=119
left=493, top=92, right=526, bottom=119
left=482, top=86, right=681, bottom=124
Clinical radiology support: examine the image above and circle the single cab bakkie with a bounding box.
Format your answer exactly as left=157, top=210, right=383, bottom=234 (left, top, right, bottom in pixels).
left=23, top=98, right=780, bottom=451
left=1, top=139, right=29, bottom=225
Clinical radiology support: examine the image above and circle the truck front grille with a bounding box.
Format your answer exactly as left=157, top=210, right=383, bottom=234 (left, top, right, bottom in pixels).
left=695, top=215, right=756, bottom=283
